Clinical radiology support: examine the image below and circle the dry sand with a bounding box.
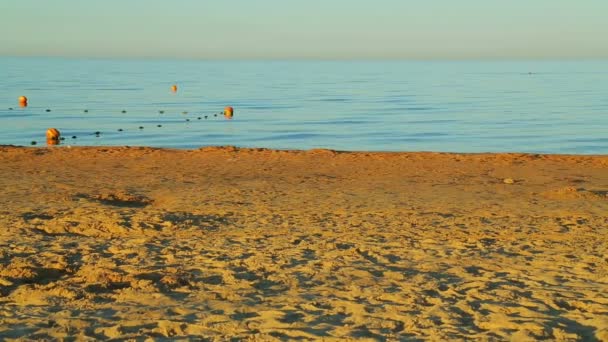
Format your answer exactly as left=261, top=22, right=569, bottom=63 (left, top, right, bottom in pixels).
left=0, top=145, right=607, bottom=341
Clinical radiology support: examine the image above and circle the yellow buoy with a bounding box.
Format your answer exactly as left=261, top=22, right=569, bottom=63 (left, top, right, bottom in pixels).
left=224, top=106, right=234, bottom=119
left=171, top=84, right=178, bottom=92
left=46, top=128, right=61, bottom=141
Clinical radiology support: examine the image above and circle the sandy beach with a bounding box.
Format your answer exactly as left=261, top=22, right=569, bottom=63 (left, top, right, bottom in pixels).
left=0, top=145, right=607, bottom=340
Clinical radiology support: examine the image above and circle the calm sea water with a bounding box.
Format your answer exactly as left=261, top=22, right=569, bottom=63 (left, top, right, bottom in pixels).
left=1, top=57, right=607, bottom=153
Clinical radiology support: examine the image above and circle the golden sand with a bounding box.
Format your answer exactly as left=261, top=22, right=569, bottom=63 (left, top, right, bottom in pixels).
left=0, top=146, right=607, bottom=340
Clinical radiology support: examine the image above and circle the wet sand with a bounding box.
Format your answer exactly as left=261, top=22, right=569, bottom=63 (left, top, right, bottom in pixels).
left=0, top=145, right=607, bottom=340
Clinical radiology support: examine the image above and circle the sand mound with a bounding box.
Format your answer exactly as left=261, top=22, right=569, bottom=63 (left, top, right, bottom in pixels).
left=542, top=186, right=608, bottom=200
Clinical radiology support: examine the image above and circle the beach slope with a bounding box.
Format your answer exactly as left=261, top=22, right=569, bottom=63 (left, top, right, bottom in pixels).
left=0, top=146, right=607, bottom=340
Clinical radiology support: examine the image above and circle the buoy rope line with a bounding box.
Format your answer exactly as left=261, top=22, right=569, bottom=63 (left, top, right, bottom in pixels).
left=17, top=108, right=234, bottom=146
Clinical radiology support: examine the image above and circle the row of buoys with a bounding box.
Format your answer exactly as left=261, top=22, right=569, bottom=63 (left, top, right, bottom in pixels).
left=168, top=84, right=233, bottom=120
left=16, top=88, right=235, bottom=147
left=35, top=106, right=234, bottom=146
left=15, top=96, right=235, bottom=119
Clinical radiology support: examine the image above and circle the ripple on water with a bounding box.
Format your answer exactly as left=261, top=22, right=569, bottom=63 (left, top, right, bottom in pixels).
left=254, top=133, right=322, bottom=141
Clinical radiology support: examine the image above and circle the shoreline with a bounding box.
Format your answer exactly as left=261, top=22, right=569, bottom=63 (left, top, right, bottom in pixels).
left=5, top=143, right=608, bottom=156
left=1, top=145, right=607, bottom=340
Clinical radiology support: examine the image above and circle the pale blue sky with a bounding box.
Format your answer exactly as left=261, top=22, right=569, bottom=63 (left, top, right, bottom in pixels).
left=1, top=0, right=606, bottom=59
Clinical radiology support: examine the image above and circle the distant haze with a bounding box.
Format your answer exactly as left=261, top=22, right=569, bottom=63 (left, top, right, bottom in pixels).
left=1, top=0, right=607, bottom=59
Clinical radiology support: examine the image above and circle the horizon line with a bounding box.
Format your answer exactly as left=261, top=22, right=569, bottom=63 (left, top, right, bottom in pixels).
left=2, top=54, right=608, bottom=62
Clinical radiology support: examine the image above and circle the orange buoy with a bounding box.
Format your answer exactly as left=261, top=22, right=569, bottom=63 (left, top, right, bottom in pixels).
left=19, top=102, right=28, bottom=108
left=171, top=84, right=178, bottom=92
left=18, top=96, right=28, bottom=104
left=224, top=106, right=234, bottom=119
left=46, top=128, right=61, bottom=141
left=46, top=138, right=59, bottom=146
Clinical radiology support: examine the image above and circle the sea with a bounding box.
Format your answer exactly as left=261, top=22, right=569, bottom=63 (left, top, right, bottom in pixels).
left=1, top=57, right=607, bottom=154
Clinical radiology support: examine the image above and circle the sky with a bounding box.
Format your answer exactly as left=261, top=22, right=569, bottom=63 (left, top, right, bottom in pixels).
left=1, top=0, right=607, bottom=59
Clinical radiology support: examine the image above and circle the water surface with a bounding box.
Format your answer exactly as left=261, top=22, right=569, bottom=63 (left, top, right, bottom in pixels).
left=1, top=58, right=607, bottom=153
